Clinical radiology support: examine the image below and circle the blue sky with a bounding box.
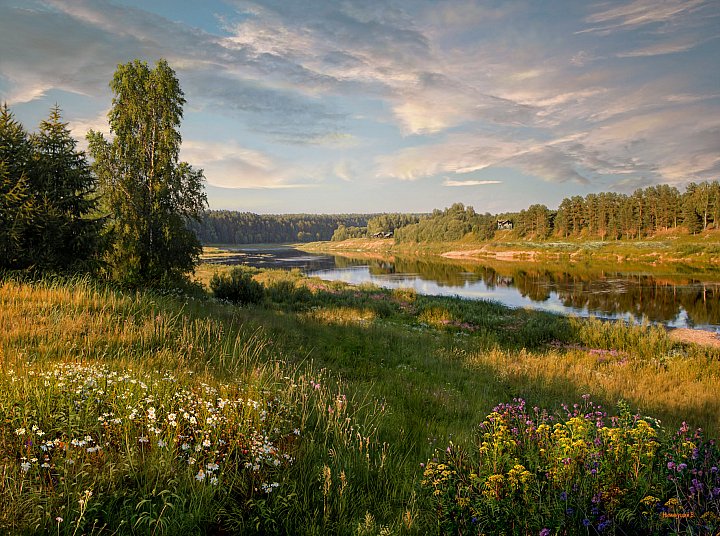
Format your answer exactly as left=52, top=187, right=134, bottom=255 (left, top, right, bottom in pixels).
left=1, top=0, right=718, bottom=214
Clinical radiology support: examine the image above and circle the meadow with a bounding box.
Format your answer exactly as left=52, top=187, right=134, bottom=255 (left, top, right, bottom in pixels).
left=1, top=268, right=719, bottom=534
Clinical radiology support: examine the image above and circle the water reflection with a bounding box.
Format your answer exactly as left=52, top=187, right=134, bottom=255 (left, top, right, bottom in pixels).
left=205, top=247, right=720, bottom=331
left=314, top=256, right=720, bottom=331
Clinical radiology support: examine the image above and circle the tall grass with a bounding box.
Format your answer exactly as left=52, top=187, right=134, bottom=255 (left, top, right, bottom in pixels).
left=1, top=273, right=718, bottom=534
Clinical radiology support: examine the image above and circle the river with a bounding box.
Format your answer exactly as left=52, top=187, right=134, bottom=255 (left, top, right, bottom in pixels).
left=205, top=245, right=720, bottom=332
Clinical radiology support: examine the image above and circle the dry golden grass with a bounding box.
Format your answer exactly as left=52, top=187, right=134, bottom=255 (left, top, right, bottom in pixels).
left=468, top=345, right=720, bottom=434
left=301, top=306, right=377, bottom=326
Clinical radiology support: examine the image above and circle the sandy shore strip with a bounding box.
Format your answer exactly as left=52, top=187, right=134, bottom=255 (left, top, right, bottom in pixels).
left=668, top=328, right=720, bottom=349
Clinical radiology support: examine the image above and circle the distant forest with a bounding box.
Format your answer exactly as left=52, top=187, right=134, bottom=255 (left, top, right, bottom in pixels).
left=191, top=181, right=719, bottom=245
left=187, top=211, right=374, bottom=244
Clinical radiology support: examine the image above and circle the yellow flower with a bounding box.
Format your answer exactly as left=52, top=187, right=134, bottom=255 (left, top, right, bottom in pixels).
left=640, top=495, right=659, bottom=507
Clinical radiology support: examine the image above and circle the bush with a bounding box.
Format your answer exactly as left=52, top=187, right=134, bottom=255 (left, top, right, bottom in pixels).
left=266, top=279, right=314, bottom=307
left=210, top=267, right=264, bottom=304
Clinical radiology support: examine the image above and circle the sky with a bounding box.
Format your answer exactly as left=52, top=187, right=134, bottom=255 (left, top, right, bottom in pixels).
left=1, top=0, right=718, bottom=214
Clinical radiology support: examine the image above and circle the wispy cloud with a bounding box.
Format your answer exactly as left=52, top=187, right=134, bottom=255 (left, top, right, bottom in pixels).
left=443, top=179, right=501, bottom=187
left=180, top=139, right=319, bottom=189
left=581, top=0, right=708, bottom=34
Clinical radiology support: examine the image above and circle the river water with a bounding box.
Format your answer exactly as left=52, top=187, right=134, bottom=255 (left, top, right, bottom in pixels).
left=206, top=245, right=720, bottom=332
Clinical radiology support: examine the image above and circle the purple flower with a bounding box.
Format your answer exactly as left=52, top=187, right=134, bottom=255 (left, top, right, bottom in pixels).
left=560, top=491, right=568, bottom=501
left=678, top=463, right=688, bottom=471
left=539, top=529, right=551, bottom=536
left=583, top=519, right=591, bottom=527
left=667, top=461, right=676, bottom=471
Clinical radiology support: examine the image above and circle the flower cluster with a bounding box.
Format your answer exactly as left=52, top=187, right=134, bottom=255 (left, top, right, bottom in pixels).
left=5, top=362, right=297, bottom=498
left=422, top=397, right=720, bottom=535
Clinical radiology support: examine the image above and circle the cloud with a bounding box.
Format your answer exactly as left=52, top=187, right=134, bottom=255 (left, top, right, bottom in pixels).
left=581, top=0, right=708, bottom=34
left=333, top=160, right=356, bottom=182
left=376, top=133, right=592, bottom=185
left=180, top=139, right=318, bottom=189
left=2, top=0, right=719, bottom=206
left=443, top=179, right=501, bottom=187
left=616, top=35, right=718, bottom=58
left=0, top=0, right=351, bottom=144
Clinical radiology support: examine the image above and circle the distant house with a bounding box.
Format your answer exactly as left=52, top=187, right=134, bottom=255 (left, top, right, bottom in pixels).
left=497, top=219, right=513, bottom=230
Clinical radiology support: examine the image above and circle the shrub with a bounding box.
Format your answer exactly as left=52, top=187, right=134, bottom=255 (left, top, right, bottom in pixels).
left=210, top=267, right=264, bottom=304
left=266, top=279, right=313, bottom=306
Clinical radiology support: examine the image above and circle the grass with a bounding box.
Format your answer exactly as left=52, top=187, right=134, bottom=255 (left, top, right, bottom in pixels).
left=1, top=270, right=719, bottom=534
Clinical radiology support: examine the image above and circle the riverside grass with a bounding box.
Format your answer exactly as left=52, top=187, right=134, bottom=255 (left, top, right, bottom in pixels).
left=1, top=272, right=719, bottom=534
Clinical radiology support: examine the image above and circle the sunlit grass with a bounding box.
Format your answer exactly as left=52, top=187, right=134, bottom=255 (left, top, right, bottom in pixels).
left=1, top=272, right=718, bottom=534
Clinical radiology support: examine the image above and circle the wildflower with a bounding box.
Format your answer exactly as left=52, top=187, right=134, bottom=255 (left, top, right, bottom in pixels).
left=195, top=470, right=206, bottom=481
left=157, top=439, right=167, bottom=448
left=540, top=529, right=551, bottom=536
left=56, top=517, right=63, bottom=523
left=20, top=461, right=31, bottom=472
left=15, top=428, right=26, bottom=436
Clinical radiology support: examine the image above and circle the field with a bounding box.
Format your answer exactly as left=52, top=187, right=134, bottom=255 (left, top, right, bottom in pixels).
left=1, top=270, right=719, bottom=534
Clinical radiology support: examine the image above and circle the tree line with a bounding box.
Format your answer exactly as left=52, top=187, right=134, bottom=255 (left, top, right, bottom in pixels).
left=333, top=182, right=719, bottom=244
left=507, top=182, right=719, bottom=240
left=189, top=211, right=372, bottom=244
left=0, top=59, right=206, bottom=287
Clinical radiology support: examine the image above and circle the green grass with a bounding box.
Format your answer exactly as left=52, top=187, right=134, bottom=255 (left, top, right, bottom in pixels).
left=1, top=272, right=719, bottom=534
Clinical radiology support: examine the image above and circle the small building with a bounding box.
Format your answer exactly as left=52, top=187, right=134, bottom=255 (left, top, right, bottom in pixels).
left=497, top=219, right=513, bottom=230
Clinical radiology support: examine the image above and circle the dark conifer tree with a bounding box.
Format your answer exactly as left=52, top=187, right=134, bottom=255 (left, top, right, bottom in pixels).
left=30, top=105, right=103, bottom=271
left=0, top=104, right=35, bottom=269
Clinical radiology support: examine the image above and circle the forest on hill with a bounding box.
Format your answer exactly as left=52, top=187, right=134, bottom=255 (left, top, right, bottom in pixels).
left=385, top=181, right=720, bottom=243
left=190, top=182, right=719, bottom=245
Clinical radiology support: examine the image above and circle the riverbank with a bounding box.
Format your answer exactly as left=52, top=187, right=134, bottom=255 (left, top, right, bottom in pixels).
left=299, top=229, right=720, bottom=270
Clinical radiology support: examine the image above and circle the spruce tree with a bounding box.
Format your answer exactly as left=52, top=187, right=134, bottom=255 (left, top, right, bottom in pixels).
left=31, top=105, right=103, bottom=271
left=0, top=104, right=35, bottom=269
